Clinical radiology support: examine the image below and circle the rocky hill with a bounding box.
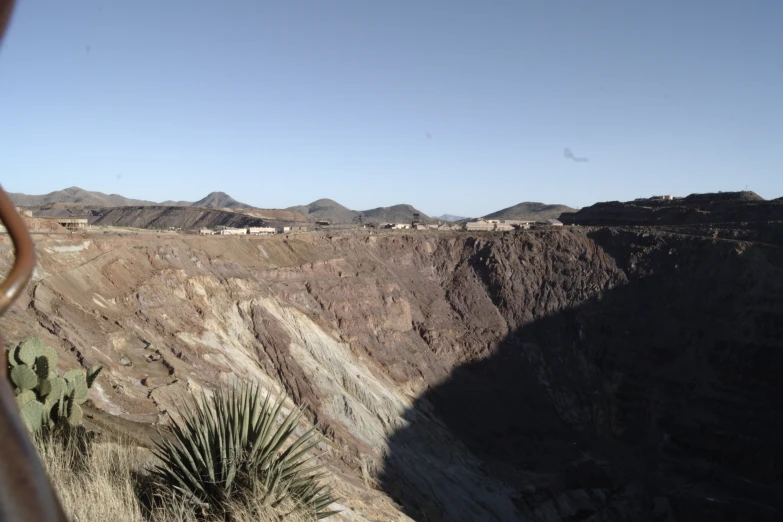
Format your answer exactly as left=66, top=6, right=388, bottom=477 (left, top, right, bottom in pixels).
left=560, top=191, right=783, bottom=226
left=191, top=191, right=251, bottom=209
left=288, top=198, right=435, bottom=224
left=484, top=201, right=575, bottom=221
left=361, top=204, right=435, bottom=224
left=287, top=198, right=358, bottom=224
left=2, top=225, right=781, bottom=521
left=684, top=190, right=764, bottom=202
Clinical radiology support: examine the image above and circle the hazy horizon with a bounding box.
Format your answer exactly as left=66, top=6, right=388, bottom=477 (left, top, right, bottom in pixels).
left=2, top=1, right=781, bottom=216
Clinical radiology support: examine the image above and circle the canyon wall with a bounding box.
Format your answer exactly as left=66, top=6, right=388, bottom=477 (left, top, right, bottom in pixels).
left=0, top=227, right=780, bottom=521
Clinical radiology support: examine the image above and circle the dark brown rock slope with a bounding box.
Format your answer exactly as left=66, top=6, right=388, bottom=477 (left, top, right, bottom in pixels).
left=90, top=206, right=267, bottom=229
left=560, top=191, right=783, bottom=227
left=381, top=228, right=783, bottom=521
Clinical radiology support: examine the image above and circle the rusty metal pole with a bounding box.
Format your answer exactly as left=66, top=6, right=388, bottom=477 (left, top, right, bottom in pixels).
left=0, top=0, right=69, bottom=519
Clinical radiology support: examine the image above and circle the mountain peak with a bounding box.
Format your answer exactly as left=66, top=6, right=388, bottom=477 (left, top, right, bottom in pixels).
left=191, top=192, right=251, bottom=209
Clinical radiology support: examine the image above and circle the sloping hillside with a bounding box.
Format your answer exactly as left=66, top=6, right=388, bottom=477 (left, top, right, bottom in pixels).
left=28, top=203, right=308, bottom=227
left=683, top=190, right=764, bottom=202
left=234, top=208, right=310, bottom=223
left=191, top=191, right=251, bottom=209
left=483, top=201, right=575, bottom=221
left=90, top=206, right=266, bottom=229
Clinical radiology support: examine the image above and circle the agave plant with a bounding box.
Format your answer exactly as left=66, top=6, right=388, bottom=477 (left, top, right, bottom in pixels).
left=151, top=382, right=339, bottom=519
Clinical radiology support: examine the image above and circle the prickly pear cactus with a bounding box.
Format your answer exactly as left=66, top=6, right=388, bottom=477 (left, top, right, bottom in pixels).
left=5, top=337, right=103, bottom=432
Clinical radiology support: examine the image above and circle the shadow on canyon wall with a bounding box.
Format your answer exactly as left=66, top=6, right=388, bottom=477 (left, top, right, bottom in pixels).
left=379, top=229, right=783, bottom=521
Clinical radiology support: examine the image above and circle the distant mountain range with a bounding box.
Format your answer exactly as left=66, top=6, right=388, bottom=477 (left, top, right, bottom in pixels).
left=10, top=187, right=574, bottom=225
left=9, top=187, right=251, bottom=209
left=483, top=202, right=575, bottom=221
left=9, top=187, right=154, bottom=207
left=435, top=214, right=468, bottom=222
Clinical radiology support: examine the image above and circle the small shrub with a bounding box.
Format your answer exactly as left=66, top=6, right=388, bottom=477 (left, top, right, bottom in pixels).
left=151, top=382, right=339, bottom=519
left=6, top=337, right=102, bottom=431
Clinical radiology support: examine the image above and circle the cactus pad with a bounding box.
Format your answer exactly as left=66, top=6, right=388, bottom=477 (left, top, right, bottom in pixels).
left=33, top=356, right=49, bottom=380
left=67, top=374, right=89, bottom=403
left=40, top=345, right=59, bottom=378
left=63, top=369, right=82, bottom=384
left=40, top=377, right=67, bottom=398
left=67, top=403, right=83, bottom=426
left=16, top=390, right=36, bottom=409
left=20, top=400, right=47, bottom=431
left=17, top=337, right=46, bottom=366
left=11, top=365, right=38, bottom=391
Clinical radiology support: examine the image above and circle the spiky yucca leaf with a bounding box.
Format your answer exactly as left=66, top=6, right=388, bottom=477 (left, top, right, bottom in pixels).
left=151, top=382, right=339, bottom=519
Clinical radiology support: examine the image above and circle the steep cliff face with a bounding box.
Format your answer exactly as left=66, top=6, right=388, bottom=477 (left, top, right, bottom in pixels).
left=381, top=228, right=783, bottom=521
left=0, top=228, right=780, bottom=521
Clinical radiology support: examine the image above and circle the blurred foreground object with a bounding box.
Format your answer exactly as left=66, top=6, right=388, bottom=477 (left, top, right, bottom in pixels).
left=0, top=0, right=69, bottom=517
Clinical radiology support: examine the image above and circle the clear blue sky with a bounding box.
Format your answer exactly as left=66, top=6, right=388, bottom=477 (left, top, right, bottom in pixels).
left=1, top=1, right=781, bottom=217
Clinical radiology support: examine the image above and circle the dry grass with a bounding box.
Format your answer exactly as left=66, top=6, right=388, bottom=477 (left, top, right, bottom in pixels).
left=34, top=434, right=315, bottom=522
left=35, top=436, right=149, bottom=522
